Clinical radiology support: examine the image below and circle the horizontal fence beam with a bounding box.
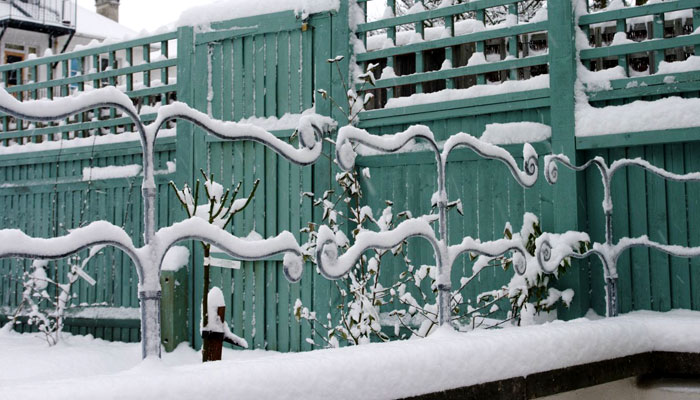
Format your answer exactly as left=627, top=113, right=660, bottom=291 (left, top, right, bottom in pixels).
left=0, top=113, right=158, bottom=141
left=0, top=136, right=175, bottom=166
left=578, top=0, right=700, bottom=25
left=358, top=88, right=550, bottom=123
left=356, top=21, right=548, bottom=61
left=579, top=33, right=700, bottom=60
left=367, top=55, right=548, bottom=89
left=576, top=126, right=700, bottom=150
left=356, top=0, right=521, bottom=33
left=0, top=314, right=141, bottom=329
left=0, top=174, right=176, bottom=194
left=4, top=59, right=177, bottom=94
left=0, top=31, right=178, bottom=72
left=587, top=79, right=700, bottom=102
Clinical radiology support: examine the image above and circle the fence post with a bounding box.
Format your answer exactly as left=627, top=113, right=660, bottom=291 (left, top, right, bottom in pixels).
left=160, top=267, right=189, bottom=352
left=548, top=0, right=590, bottom=319
left=165, top=25, right=196, bottom=346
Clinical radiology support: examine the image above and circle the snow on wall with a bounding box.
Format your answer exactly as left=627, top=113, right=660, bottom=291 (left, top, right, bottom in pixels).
left=576, top=96, right=700, bottom=137
left=2, top=310, right=699, bottom=400
left=82, top=164, right=142, bottom=181
left=383, top=75, right=550, bottom=109
left=480, top=122, right=552, bottom=145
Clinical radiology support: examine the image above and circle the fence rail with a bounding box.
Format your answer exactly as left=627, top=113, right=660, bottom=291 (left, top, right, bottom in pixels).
left=0, top=31, right=177, bottom=146
left=354, top=0, right=549, bottom=110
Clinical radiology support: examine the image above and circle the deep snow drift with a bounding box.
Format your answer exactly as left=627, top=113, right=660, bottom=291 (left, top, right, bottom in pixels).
left=1, top=310, right=699, bottom=400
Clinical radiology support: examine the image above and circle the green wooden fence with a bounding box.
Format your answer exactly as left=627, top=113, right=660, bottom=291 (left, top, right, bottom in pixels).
left=1, top=0, right=700, bottom=352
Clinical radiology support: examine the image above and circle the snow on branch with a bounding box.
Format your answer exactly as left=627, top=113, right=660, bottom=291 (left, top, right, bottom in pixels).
left=152, top=217, right=304, bottom=285
left=0, top=221, right=141, bottom=277
left=315, top=218, right=440, bottom=280
left=335, top=125, right=538, bottom=188
left=148, top=102, right=336, bottom=166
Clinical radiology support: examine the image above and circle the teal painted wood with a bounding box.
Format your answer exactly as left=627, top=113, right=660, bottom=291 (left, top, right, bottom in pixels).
left=582, top=142, right=700, bottom=313
left=0, top=139, right=175, bottom=341
left=686, top=142, right=700, bottom=310
left=180, top=11, right=321, bottom=352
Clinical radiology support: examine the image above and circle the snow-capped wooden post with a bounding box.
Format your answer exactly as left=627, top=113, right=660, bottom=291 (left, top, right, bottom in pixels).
left=538, top=155, right=700, bottom=317
left=0, top=86, right=334, bottom=359
left=316, top=125, right=539, bottom=326
left=201, top=287, right=248, bottom=362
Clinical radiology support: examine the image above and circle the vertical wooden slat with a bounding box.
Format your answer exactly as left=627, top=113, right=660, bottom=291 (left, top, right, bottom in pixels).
left=647, top=145, right=671, bottom=311
left=666, top=144, right=691, bottom=309
left=685, top=142, right=700, bottom=310
left=626, top=146, right=651, bottom=310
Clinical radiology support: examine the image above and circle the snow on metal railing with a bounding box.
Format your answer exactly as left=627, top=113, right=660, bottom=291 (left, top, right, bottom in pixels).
left=0, top=86, right=335, bottom=358
left=538, top=154, right=700, bottom=317
left=317, top=124, right=539, bottom=326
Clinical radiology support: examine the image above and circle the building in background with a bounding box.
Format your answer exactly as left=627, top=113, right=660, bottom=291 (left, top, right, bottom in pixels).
left=0, top=0, right=133, bottom=73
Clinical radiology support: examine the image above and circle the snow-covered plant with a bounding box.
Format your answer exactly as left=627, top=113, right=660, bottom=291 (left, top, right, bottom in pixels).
left=391, top=213, right=589, bottom=337
left=6, top=247, right=104, bottom=346
left=294, top=170, right=412, bottom=347
left=293, top=58, right=408, bottom=347
left=472, top=213, right=590, bottom=327
left=170, top=170, right=257, bottom=358
left=314, top=55, right=378, bottom=127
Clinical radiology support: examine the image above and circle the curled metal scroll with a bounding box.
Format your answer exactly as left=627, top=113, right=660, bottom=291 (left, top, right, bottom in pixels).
left=327, top=124, right=539, bottom=326
left=315, top=219, right=441, bottom=280
left=148, top=103, right=334, bottom=166
left=543, top=154, right=700, bottom=317
left=151, top=218, right=305, bottom=283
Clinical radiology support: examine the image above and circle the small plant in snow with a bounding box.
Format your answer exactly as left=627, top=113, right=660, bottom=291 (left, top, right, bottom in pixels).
left=294, top=58, right=407, bottom=347
left=315, top=55, right=378, bottom=126
left=295, top=171, right=411, bottom=347
left=170, top=170, right=255, bottom=359
left=474, top=213, right=589, bottom=327
left=6, top=247, right=104, bottom=345
left=392, top=213, right=590, bottom=337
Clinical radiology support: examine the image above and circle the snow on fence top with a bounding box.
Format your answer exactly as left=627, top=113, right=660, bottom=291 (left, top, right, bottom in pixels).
left=176, top=0, right=340, bottom=27
left=354, top=0, right=550, bottom=111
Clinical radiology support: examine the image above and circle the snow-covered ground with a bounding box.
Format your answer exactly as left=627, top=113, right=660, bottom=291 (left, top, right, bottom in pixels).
left=1, top=310, right=699, bottom=400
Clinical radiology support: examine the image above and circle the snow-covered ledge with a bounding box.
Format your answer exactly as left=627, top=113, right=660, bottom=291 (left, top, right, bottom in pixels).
left=2, top=311, right=699, bottom=399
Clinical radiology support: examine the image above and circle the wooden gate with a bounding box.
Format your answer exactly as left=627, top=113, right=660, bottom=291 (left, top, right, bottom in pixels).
left=175, top=10, right=342, bottom=351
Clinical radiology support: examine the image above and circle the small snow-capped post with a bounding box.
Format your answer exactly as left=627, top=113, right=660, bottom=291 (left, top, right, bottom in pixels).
left=202, top=287, right=248, bottom=362
left=319, top=124, right=539, bottom=326
left=540, top=155, right=700, bottom=316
